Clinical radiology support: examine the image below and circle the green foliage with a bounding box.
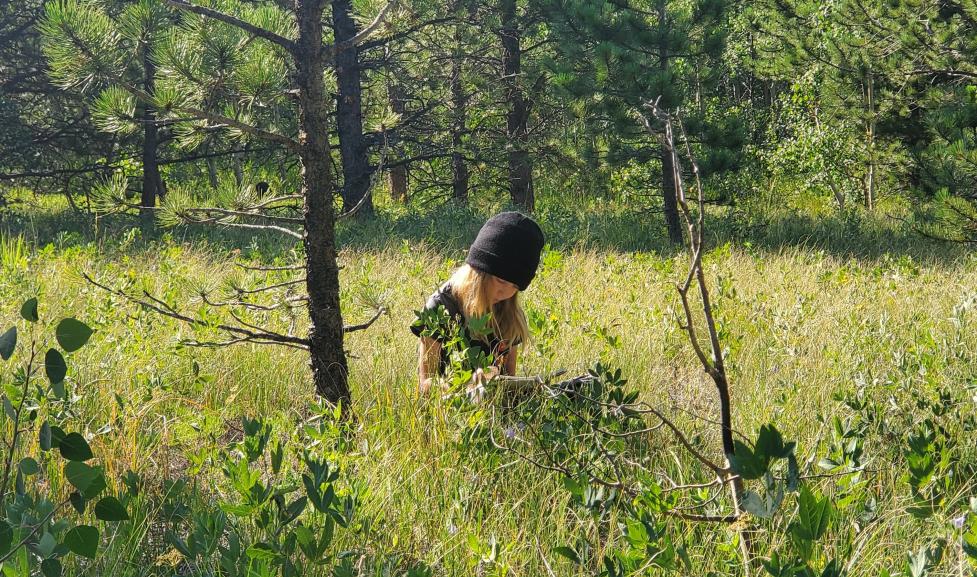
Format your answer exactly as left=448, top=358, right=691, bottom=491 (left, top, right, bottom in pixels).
left=0, top=298, right=127, bottom=575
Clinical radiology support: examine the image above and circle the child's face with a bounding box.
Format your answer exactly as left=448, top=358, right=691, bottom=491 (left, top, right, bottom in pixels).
left=488, top=275, right=519, bottom=304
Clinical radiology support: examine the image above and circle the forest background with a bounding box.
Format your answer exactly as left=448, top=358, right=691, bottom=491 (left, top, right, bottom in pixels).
left=1, top=0, right=977, bottom=576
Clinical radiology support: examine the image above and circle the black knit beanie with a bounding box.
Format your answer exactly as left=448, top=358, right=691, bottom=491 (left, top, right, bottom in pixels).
left=466, top=211, right=545, bottom=290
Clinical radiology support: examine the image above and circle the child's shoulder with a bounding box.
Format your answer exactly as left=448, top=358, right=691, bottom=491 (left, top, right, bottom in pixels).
left=424, top=283, right=459, bottom=314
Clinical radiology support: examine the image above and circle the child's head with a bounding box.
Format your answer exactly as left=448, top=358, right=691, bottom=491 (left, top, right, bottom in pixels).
left=465, top=211, right=544, bottom=291
left=449, top=212, right=544, bottom=345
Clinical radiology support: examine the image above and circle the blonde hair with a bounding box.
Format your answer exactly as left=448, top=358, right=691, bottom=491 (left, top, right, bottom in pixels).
left=448, top=264, right=529, bottom=347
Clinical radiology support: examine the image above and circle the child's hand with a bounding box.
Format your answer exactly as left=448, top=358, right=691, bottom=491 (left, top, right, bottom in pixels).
left=466, top=366, right=500, bottom=402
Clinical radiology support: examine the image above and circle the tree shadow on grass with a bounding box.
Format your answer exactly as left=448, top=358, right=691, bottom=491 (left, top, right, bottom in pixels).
left=0, top=205, right=300, bottom=263
left=337, top=203, right=970, bottom=268
left=3, top=200, right=969, bottom=268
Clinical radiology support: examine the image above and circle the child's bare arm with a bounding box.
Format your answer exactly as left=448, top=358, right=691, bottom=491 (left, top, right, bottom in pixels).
left=417, top=337, right=441, bottom=394
left=503, top=346, right=518, bottom=376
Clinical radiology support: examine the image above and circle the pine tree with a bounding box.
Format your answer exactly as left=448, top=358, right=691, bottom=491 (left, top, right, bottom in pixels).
left=41, top=0, right=396, bottom=409
left=541, top=0, right=739, bottom=243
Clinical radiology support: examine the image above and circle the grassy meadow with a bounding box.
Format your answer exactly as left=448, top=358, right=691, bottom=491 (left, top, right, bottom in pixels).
left=1, top=196, right=975, bottom=576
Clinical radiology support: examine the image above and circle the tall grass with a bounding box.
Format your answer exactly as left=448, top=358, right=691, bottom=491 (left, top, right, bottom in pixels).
left=0, top=197, right=974, bottom=575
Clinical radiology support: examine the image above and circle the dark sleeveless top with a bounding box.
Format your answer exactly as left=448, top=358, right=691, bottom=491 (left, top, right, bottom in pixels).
left=409, top=284, right=511, bottom=375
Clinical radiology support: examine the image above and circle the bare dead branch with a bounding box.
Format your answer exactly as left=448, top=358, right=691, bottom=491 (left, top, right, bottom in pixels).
left=343, top=306, right=387, bottom=333
left=231, top=277, right=306, bottom=295
left=83, top=273, right=310, bottom=350
left=180, top=206, right=304, bottom=225
left=324, top=0, right=398, bottom=60
left=235, top=262, right=305, bottom=272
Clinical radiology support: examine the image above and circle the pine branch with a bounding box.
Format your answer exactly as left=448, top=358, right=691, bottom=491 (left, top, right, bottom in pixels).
left=323, top=0, right=398, bottom=60
left=163, top=0, right=297, bottom=54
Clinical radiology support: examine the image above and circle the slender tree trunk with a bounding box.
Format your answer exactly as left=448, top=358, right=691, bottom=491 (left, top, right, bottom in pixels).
left=386, top=79, right=408, bottom=202
left=451, top=6, right=469, bottom=203
left=661, top=141, right=683, bottom=244
left=657, top=8, right=682, bottom=244
left=500, top=0, right=533, bottom=211
left=332, top=0, right=372, bottom=215
left=865, top=72, right=875, bottom=211
left=206, top=150, right=219, bottom=189
left=140, top=46, right=164, bottom=225
left=296, top=0, right=350, bottom=408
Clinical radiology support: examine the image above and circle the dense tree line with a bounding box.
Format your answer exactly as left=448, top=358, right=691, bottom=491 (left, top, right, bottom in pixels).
left=0, top=0, right=973, bottom=231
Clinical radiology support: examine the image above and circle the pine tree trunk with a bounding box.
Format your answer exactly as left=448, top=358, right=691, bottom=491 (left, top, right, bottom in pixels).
left=140, top=46, right=163, bottom=225
left=500, top=0, right=533, bottom=211
left=865, top=72, right=875, bottom=211
left=661, top=141, right=683, bottom=244
left=297, top=0, right=350, bottom=409
left=386, top=80, right=408, bottom=202
left=451, top=6, right=469, bottom=203
left=656, top=9, right=682, bottom=244
left=332, top=0, right=372, bottom=215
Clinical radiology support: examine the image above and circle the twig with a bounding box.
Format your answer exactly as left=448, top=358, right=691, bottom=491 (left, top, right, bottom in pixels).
left=83, top=273, right=310, bottom=349
left=343, top=307, right=387, bottom=333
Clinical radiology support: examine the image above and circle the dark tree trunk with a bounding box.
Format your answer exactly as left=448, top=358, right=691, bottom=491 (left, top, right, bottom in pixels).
left=140, top=47, right=164, bottom=224
left=451, top=6, right=469, bottom=203
left=332, top=0, right=372, bottom=215
left=297, top=0, right=350, bottom=408
left=386, top=80, right=408, bottom=202
left=500, top=0, right=533, bottom=211
left=661, top=141, right=683, bottom=244
left=657, top=10, right=682, bottom=244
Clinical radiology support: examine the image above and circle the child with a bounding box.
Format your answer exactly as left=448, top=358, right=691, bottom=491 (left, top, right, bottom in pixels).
left=411, top=211, right=545, bottom=394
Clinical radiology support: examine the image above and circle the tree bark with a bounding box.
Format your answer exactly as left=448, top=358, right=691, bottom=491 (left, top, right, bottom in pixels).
left=451, top=5, right=469, bottom=203
left=386, top=79, right=408, bottom=202
left=657, top=6, right=682, bottom=244
left=332, top=0, right=373, bottom=215
left=140, top=45, right=164, bottom=225
left=297, top=0, right=350, bottom=408
left=661, top=140, right=683, bottom=244
left=500, top=0, right=533, bottom=211
left=865, top=71, right=875, bottom=211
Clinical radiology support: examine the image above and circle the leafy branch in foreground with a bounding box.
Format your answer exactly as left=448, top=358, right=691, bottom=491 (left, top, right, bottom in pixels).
left=1, top=298, right=129, bottom=576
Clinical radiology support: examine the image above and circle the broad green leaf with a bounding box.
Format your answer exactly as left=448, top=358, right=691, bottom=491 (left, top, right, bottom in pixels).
left=65, top=461, right=100, bottom=493
left=0, top=519, right=12, bottom=556
left=908, top=547, right=928, bottom=577
left=246, top=542, right=280, bottom=560
left=39, top=421, right=52, bottom=451
left=70, top=492, right=86, bottom=514
left=756, top=424, right=794, bottom=460
left=553, top=546, right=581, bottom=564
left=63, top=525, right=99, bottom=559
left=0, top=326, right=16, bottom=360
left=728, top=440, right=766, bottom=480
left=37, top=531, right=57, bottom=557
left=55, top=318, right=93, bottom=352
left=20, top=298, right=39, bottom=322
left=795, top=486, right=832, bottom=541
left=50, top=425, right=66, bottom=448
left=41, top=558, right=63, bottom=577
left=82, top=469, right=107, bottom=498
left=45, top=348, right=67, bottom=384
left=59, top=432, right=93, bottom=461
left=94, top=496, right=129, bottom=521
left=741, top=489, right=777, bottom=519
left=19, top=457, right=39, bottom=475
